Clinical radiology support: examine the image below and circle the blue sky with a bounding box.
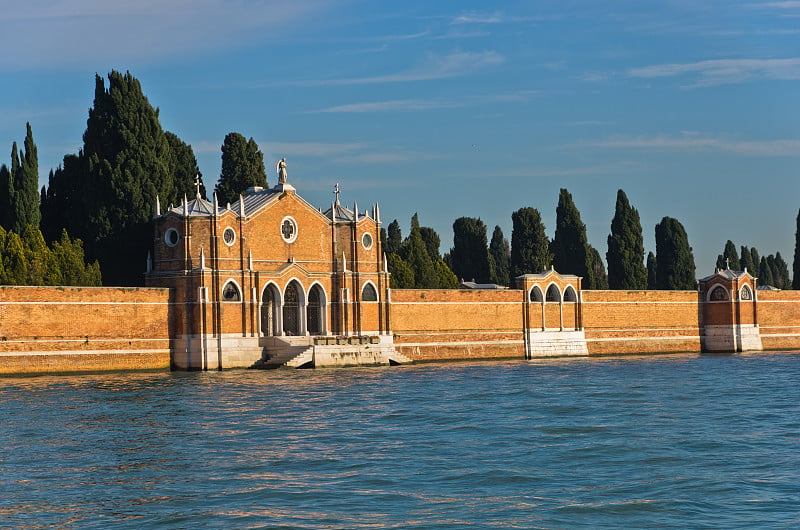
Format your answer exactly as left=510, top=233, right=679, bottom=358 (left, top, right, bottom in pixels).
left=2, top=0, right=799, bottom=275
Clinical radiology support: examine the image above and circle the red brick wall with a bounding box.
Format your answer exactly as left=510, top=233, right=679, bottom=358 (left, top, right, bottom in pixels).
left=756, top=290, right=800, bottom=350
left=581, top=290, right=702, bottom=355
left=0, top=286, right=171, bottom=375
left=391, top=289, right=524, bottom=361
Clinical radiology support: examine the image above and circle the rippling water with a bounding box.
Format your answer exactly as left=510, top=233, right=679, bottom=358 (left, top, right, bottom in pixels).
left=2, top=353, right=799, bottom=528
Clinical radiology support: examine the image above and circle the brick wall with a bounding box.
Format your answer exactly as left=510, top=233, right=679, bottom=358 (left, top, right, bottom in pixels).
left=0, top=286, right=172, bottom=375
left=391, top=289, right=525, bottom=361
left=580, top=290, right=702, bottom=354
left=755, top=290, right=800, bottom=350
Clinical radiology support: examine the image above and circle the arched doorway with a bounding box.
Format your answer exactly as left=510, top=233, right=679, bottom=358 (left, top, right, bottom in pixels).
left=283, top=280, right=304, bottom=336
left=307, top=284, right=326, bottom=335
left=261, top=284, right=281, bottom=336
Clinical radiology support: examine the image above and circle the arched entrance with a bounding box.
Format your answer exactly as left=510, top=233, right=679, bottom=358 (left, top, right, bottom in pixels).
left=307, top=284, right=326, bottom=335
left=283, top=280, right=304, bottom=336
left=261, top=284, right=281, bottom=336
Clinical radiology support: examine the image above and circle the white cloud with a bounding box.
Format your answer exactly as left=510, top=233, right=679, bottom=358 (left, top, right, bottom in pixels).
left=0, top=0, right=332, bottom=68
left=628, top=57, right=800, bottom=87
left=307, top=91, right=539, bottom=113
left=277, top=50, right=505, bottom=86
left=450, top=11, right=559, bottom=25
left=578, top=134, right=800, bottom=156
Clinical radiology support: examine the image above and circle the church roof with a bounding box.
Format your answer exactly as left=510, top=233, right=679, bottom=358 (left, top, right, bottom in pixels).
left=699, top=268, right=754, bottom=282
left=323, top=202, right=371, bottom=223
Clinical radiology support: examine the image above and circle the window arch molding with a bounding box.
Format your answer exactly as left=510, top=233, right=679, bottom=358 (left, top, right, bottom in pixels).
left=530, top=285, right=544, bottom=303
left=545, top=283, right=562, bottom=303
left=221, top=279, right=242, bottom=302
left=707, top=284, right=730, bottom=302
left=739, top=284, right=753, bottom=301
left=361, top=281, right=379, bottom=302
left=563, top=285, right=578, bottom=302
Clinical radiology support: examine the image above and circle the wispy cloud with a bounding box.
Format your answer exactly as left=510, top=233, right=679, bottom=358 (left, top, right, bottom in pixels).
left=577, top=133, right=800, bottom=156
left=0, top=0, right=332, bottom=68
left=749, top=1, right=800, bottom=8
left=307, top=91, right=539, bottom=113
left=450, top=11, right=560, bottom=25
left=628, top=57, right=800, bottom=87
left=276, top=51, right=505, bottom=87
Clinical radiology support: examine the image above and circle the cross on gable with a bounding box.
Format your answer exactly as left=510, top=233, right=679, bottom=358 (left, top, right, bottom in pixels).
left=282, top=219, right=295, bottom=239
left=194, top=174, right=202, bottom=198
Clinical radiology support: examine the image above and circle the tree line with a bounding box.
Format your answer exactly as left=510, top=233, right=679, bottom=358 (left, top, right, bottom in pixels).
left=3, top=69, right=799, bottom=290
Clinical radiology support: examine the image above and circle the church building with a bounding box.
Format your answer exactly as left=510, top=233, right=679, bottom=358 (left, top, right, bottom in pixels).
left=145, top=161, right=409, bottom=369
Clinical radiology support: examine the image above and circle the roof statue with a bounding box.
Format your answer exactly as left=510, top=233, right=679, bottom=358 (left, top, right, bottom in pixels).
left=277, top=157, right=288, bottom=184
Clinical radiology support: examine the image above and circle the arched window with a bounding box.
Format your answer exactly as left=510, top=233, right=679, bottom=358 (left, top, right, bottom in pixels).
left=709, top=285, right=729, bottom=301
left=530, top=286, right=544, bottom=302
left=362, top=283, right=378, bottom=301
left=307, top=284, right=326, bottom=335
left=564, top=285, right=578, bottom=302
left=546, top=284, right=561, bottom=302
left=283, top=280, right=303, bottom=336
left=261, top=284, right=281, bottom=336
left=222, top=280, right=241, bottom=301
left=740, top=285, right=753, bottom=301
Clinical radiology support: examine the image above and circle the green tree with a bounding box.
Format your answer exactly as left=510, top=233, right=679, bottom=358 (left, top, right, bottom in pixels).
left=794, top=209, right=800, bottom=288
left=386, top=220, right=402, bottom=256
left=404, top=214, right=437, bottom=288
left=388, top=253, right=414, bottom=288
left=434, top=259, right=459, bottom=289
left=589, top=245, right=609, bottom=289
left=21, top=225, right=59, bottom=285
left=419, top=226, right=441, bottom=262
left=770, top=252, right=790, bottom=289
left=510, top=207, right=551, bottom=279
left=606, top=189, right=646, bottom=289
left=759, top=256, right=775, bottom=287
left=488, top=225, right=510, bottom=286
left=654, top=217, right=696, bottom=290
left=449, top=217, right=490, bottom=283
left=646, top=251, right=657, bottom=289
left=51, top=229, right=102, bottom=286
left=2, top=230, right=28, bottom=285
left=215, top=132, right=267, bottom=205
left=550, top=189, right=593, bottom=286
left=12, top=123, right=41, bottom=232
left=165, top=131, right=205, bottom=199
left=0, top=162, right=13, bottom=230
left=715, top=240, right=740, bottom=271
left=750, top=247, right=760, bottom=276
left=740, top=245, right=756, bottom=275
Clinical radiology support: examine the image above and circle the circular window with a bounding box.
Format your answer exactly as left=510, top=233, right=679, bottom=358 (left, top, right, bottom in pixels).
left=223, top=227, right=236, bottom=246
left=164, top=228, right=180, bottom=247
left=362, top=232, right=373, bottom=250
left=281, top=216, right=298, bottom=243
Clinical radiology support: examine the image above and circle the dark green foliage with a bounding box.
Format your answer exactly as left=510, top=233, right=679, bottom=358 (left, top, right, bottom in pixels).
left=715, top=240, right=740, bottom=271
left=386, top=220, right=402, bottom=256
left=606, top=189, right=646, bottom=289
left=794, top=210, right=800, bottom=289
left=215, top=132, right=267, bottom=205
left=770, top=252, right=790, bottom=289
left=41, top=71, right=194, bottom=285
left=404, top=213, right=437, bottom=288
left=449, top=217, right=490, bottom=283
left=759, top=256, right=774, bottom=287
left=589, top=245, right=609, bottom=289
left=488, top=225, right=510, bottom=286
left=550, top=189, right=593, bottom=286
left=750, top=247, right=760, bottom=276
left=388, top=253, right=414, bottom=288
left=510, top=207, right=551, bottom=279
left=647, top=251, right=657, bottom=289
left=740, top=246, right=756, bottom=275
left=0, top=225, right=100, bottom=286
left=434, top=259, right=459, bottom=289
left=419, top=226, right=441, bottom=261
left=654, top=217, right=696, bottom=290
left=165, top=131, right=205, bottom=199
left=0, top=124, right=41, bottom=233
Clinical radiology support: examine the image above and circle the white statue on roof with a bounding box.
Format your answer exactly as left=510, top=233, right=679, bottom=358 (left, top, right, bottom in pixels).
left=277, top=157, right=287, bottom=184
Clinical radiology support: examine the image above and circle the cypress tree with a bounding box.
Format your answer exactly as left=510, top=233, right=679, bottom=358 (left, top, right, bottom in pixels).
left=606, top=189, right=646, bottom=289
left=715, top=240, right=740, bottom=271
left=794, top=209, right=800, bottom=288
left=215, top=132, right=267, bottom=205
left=771, top=252, right=790, bottom=289
left=589, top=245, right=609, bottom=289
left=646, top=251, right=657, bottom=289
left=654, top=217, right=696, bottom=290
left=51, top=229, right=102, bottom=286
left=759, top=256, right=775, bottom=287
left=740, top=246, right=756, bottom=275
left=449, top=217, right=490, bottom=283
left=2, top=230, right=28, bottom=285
left=434, top=259, right=459, bottom=289
left=386, top=220, right=402, bottom=256
left=405, top=213, right=437, bottom=288
left=488, top=225, right=510, bottom=286
left=750, top=247, right=760, bottom=276
left=388, top=253, right=414, bottom=288
left=510, top=207, right=551, bottom=278
left=419, top=226, right=442, bottom=262
left=0, top=163, right=12, bottom=230
left=550, top=189, right=593, bottom=286
left=13, top=123, right=41, bottom=232
left=165, top=131, right=205, bottom=199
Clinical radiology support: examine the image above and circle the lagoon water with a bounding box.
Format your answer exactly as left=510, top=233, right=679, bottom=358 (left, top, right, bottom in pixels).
left=1, top=353, right=799, bottom=529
